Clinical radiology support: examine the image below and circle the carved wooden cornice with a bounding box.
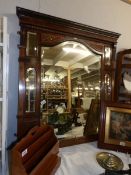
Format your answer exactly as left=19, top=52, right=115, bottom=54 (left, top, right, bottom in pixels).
left=16, top=7, right=120, bottom=44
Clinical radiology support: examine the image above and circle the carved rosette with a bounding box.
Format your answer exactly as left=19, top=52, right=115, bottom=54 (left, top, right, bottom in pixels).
left=41, top=33, right=65, bottom=45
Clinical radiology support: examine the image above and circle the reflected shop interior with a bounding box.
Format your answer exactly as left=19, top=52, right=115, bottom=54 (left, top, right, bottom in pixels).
left=26, top=40, right=101, bottom=140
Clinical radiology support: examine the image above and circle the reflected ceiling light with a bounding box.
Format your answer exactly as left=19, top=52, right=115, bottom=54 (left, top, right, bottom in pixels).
left=76, top=87, right=82, bottom=90
left=27, top=85, right=35, bottom=90
left=34, top=47, right=37, bottom=51
left=27, top=68, right=34, bottom=72
left=42, top=77, right=60, bottom=82
left=63, top=47, right=92, bottom=56
left=105, top=47, right=111, bottom=58
left=90, top=87, right=94, bottom=91
left=88, top=83, right=92, bottom=87
left=95, top=86, right=100, bottom=90
left=26, top=78, right=29, bottom=82
left=41, top=50, right=44, bottom=58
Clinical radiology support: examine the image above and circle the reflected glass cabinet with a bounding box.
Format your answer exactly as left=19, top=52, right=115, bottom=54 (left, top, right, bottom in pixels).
left=0, top=17, right=8, bottom=175
left=16, top=7, right=120, bottom=146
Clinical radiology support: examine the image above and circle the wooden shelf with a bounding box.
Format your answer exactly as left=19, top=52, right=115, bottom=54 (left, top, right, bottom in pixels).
left=124, top=57, right=131, bottom=61
left=45, top=87, right=68, bottom=90
left=47, top=98, right=67, bottom=100
left=41, top=83, right=68, bottom=112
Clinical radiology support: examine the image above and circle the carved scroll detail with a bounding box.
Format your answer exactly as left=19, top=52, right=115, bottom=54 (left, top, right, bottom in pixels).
left=41, top=32, right=65, bottom=45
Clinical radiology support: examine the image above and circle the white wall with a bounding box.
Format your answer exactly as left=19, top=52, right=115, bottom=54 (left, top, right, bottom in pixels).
left=6, top=15, right=19, bottom=146
left=0, top=0, right=131, bottom=145
left=1, top=0, right=131, bottom=50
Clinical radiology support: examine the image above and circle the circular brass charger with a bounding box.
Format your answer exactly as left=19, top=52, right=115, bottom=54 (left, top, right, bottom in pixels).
left=96, top=152, right=124, bottom=171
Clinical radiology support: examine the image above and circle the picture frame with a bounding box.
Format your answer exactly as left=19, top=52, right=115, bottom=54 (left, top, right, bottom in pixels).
left=98, top=102, right=131, bottom=153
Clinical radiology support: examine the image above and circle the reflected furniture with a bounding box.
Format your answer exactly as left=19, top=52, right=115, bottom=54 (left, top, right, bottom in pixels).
left=16, top=7, right=120, bottom=146
left=84, top=99, right=100, bottom=136
left=115, top=49, right=131, bottom=103
left=48, top=112, right=72, bottom=135
left=11, top=125, right=61, bottom=175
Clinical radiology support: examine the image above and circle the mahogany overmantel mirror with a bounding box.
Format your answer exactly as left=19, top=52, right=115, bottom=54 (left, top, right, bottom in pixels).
left=16, top=7, right=120, bottom=146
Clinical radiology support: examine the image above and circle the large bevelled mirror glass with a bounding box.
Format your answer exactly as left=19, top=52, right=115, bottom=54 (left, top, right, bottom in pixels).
left=40, top=41, right=101, bottom=140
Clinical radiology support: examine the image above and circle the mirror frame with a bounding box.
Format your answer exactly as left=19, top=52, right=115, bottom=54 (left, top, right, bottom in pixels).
left=16, top=7, right=120, bottom=146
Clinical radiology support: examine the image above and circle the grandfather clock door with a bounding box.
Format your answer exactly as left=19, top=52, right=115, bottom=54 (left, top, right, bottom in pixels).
left=17, top=31, right=41, bottom=139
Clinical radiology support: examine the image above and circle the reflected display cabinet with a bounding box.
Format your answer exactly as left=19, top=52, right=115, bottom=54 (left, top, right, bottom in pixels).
left=16, top=7, right=120, bottom=146
left=41, top=80, right=68, bottom=112
left=0, top=17, right=8, bottom=174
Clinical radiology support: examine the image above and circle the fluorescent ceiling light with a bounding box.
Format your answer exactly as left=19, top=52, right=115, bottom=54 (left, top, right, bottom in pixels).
left=26, top=78, right=29, bottom=82
left=63, top=47, right=92, bottom=56
left=84, top=66, right=90, bottom=73
left=90, top=87, right=94, bottom=91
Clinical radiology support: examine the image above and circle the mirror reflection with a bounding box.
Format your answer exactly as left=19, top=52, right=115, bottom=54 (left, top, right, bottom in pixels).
left=26, top=68, right=36, bottom=112
left=40, top=41, right=101, bottom=139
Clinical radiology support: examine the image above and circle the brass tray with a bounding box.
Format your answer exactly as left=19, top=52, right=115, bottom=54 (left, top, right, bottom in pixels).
left=96, top=152, right=124, bottom=171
